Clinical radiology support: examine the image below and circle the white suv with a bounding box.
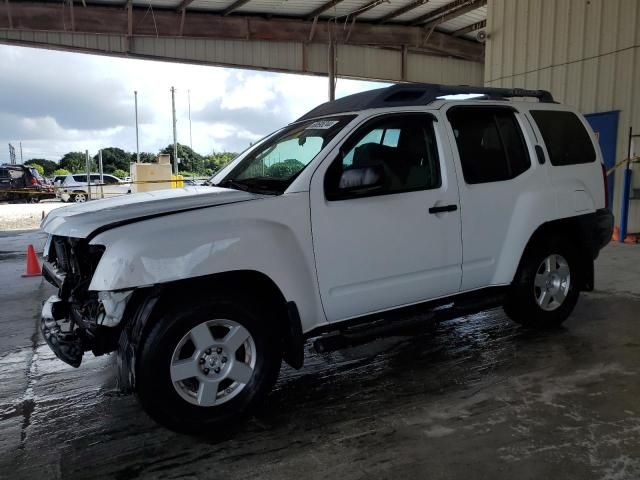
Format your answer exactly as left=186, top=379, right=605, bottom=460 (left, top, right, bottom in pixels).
left=39, top=84, right=613, bottom=433
left=58, top=173, right=131, bottom=202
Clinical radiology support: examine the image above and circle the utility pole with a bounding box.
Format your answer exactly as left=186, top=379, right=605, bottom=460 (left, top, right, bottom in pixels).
left=85, top=150, right=91, bottom=201
left=8, top=144, right=15, bottom=165
left=134, top=91, right=140, bottom=163
left=98, top=149, right=104, bottom=199
left=171, top=86, right=178, bottom=176
left=328, top=41, right=336, bottom=101
left=188, top=89, right=193, bottom=150
left=19, top=142, right=23, bottom=164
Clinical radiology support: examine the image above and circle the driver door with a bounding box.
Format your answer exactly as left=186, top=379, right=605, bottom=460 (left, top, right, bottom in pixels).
left=310, top=113, right=463, bottom=322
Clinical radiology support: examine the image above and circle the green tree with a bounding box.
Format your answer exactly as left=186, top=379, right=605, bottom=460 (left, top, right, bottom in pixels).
left=25, top=159, right=58, bottom=176
left=93, top=147, right=132, bottom=174
left=29, top=163, right=45, bottom=176
left=160, top=143, right=204, bottom=174
left=53, top=168, right=70, bottom=176
left=112, top=169, right=129, bottom=179
left=203, top=152, right=237, bottom=174
left=59, top=152, right=89, bottom=173
left=266, top=159, right=305, bottom=179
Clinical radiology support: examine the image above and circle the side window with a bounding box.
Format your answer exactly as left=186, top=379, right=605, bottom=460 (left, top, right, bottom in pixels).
left=103, top=175, right=119, bottom=184
left=325, top=114, right=441, bottom=200
left=530, top=110, right=596, bottom=166
left=90, top=174, right=102, bottom=182
left=447, top=107, right=531, bottom=184
left=73, top=175, right=86, bottom=183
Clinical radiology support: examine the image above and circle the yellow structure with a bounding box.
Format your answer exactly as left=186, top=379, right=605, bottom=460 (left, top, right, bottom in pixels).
left=171, top=175, right=184, bottom=189
left=130, top=154, right=173, bottom=193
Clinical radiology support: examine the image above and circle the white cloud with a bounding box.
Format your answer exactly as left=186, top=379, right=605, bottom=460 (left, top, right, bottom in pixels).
left=0, top=44, right=386, bottom=163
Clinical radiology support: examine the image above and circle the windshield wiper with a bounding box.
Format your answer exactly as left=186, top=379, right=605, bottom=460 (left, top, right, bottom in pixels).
left=217, top=179, right=251, bottom=192
left=217, top=178, right=281, bottom=195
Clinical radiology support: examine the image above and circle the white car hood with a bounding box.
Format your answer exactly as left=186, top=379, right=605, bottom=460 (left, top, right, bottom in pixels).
left=42, top=186, right=261, bottom=238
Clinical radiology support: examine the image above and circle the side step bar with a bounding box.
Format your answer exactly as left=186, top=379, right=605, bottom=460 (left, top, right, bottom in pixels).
left=312, top=288, right=507, bottom=354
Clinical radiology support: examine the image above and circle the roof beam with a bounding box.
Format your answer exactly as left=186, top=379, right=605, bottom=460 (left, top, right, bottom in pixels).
left=305, top=0, right=345, bottom=21
left=4, top=0, right=11, bottom=29
left=410, top=0, right=480, bottom=26
left=222, top=0, right=251, bottom=16
left=452, top=19, right=485, bottom=36
left=0, top=1, right=484, bottom=62
left=345, top=0, right=387, bottom=19
left=176, top=0, right=195, bottom=11
left=421, top=0, right=486, bottom=28
left=376, top=0, right=429, bottom=24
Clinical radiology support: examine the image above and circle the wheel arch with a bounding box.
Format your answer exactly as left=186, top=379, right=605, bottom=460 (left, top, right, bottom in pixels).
left=513, top=216, right=595, bottom=291
left=118, top=269, right=305, bottom=391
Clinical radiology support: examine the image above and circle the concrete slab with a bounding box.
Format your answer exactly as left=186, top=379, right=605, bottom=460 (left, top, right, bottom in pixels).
left=0, top=232, right=639, bottom=479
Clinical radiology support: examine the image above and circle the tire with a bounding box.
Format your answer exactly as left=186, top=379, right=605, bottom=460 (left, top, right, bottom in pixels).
left=136, top=294, right=282, bottom=434
left=72, top=192, right=87, bottom=203
left=504, top=237, right=580, bottom=329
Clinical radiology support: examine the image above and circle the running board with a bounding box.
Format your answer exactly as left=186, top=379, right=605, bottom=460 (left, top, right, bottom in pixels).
left=312, top=288, right=507, bottom=354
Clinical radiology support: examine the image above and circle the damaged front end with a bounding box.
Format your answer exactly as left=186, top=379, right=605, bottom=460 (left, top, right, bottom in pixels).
left=41, top=235, right=131, bottom=367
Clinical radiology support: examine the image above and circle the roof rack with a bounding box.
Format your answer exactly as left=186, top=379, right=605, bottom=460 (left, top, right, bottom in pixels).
left=297, top=83, right=555, bottom=121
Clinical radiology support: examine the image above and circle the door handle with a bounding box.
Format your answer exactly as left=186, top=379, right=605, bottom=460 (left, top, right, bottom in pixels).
left=429, top=204, right=458, bottom=214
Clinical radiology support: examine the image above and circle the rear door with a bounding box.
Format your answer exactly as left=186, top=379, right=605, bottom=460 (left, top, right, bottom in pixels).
left=310, top=112, right=463, bottom=322
left=528, top=109, right=604, bottom=214
left=102, top=175, right=129, bottom=198
left=444, top=105, right=547, bottom=290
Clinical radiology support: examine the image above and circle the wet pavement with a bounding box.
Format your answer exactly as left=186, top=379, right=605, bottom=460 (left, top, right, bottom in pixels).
left=1, top=230, right=640, bottom=479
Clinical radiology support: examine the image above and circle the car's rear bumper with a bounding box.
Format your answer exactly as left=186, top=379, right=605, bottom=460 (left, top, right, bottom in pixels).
left=590, top=208, right=615, bottom=256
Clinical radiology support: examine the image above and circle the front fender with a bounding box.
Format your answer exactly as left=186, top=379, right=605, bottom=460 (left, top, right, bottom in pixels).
left=88, top=193, right=326, bottom=332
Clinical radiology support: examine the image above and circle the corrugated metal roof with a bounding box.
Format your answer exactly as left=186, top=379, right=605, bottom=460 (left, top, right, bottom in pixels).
left=91, top=0, right=486, bottom=41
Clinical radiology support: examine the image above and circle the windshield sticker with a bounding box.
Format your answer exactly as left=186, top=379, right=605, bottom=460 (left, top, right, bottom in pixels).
left=306, top=120, right=339, bottom=130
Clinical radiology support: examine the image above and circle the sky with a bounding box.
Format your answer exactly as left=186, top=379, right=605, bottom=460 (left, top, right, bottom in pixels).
left=0, top=44, right=384, bottom=163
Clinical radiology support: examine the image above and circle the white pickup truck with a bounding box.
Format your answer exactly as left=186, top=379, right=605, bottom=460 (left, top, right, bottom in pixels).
left=39, top=84, right=613, bottom=433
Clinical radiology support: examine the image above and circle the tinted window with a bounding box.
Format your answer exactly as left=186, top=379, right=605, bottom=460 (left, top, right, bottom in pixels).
left=103, top=175, right=119, bottom=184
left=448, top=107, right=531, bottom=184
left=326, top=114, right=441, bottom=200
left=73, top=175, right=86, bottom=182
left=0, top=168, right=8, bottom=179
left=530, top=110, right=596, bottom=165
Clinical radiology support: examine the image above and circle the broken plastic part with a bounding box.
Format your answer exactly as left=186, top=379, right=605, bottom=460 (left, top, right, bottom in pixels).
left=97, top=290, right=133, bottom=327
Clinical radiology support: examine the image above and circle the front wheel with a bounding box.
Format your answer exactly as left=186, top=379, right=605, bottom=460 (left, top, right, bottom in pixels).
left=136, top=295, right=282, bottom=434
left=504, top=240, right=580, bottom=329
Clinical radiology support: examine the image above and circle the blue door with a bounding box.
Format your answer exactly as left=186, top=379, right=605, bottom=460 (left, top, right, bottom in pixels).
left=585, top=111, right=619, bottom=208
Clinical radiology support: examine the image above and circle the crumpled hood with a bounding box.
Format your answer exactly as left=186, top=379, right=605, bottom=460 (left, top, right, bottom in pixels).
left=42, top=186, right=261, bottom=238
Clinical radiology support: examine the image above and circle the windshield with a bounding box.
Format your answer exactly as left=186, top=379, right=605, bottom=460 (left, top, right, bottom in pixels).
left=218, top=115, right=355, bottom=194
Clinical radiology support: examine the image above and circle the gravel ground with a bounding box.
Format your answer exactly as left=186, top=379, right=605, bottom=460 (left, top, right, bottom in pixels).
left=0, top=201, right=66, bottom=230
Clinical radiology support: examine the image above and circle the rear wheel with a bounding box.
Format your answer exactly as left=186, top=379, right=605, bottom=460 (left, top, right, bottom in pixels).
left=504, top=239, right=580, bottom=329
left=72, top=192, right=87, bottom=203
left=136, top=295, right=282, bottom=434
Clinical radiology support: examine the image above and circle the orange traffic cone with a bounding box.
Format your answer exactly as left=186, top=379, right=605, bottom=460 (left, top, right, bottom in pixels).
left=22, top=244, right=42, bottom=278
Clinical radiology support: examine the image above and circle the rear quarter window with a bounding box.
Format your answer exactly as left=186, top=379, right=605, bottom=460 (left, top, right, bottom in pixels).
left=530, top=110, right=596, bottom=166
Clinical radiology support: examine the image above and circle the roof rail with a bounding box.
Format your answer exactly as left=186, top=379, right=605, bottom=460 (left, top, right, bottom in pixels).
left=297, top=83, right=554, bottom=121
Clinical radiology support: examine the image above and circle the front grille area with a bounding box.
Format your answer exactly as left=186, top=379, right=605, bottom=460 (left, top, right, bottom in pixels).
left=45, top=236, right=105, bottom=299
left=52, top=236, right=71, bottom=273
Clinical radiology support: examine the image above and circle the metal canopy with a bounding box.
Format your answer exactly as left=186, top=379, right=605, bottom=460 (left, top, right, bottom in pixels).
left=0, top=0, right=487, bottom=60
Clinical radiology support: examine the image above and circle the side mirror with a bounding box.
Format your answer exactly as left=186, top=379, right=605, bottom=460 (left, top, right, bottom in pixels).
left=334, top=165, right=386, bottom=198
